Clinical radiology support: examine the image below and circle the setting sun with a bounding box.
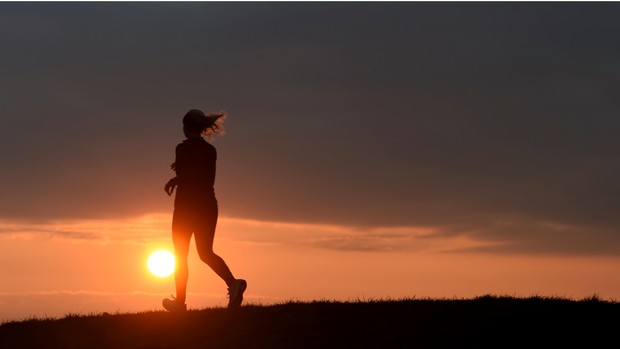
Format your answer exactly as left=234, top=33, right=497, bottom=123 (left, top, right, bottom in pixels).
left=147, top=250, right=175, bottom=277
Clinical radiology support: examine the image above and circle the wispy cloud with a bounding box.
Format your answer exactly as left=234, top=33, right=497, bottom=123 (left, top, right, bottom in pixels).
left=0, top=214, right=171, bottom=243
left=2, top=212, right=619, bottom=256
left=0, top=214, right=494, bottom=254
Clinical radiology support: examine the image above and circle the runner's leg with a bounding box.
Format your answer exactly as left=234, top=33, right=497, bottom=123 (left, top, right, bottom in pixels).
left=172, top=210, right=193, bottom=304
left=194, top=199, right=236, bottom=286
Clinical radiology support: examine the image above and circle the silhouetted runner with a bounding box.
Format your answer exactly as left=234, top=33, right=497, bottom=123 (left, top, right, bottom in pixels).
left=162, top=108, right=246, bottom=311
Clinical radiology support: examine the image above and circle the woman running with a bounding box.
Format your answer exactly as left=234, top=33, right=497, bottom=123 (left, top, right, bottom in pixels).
left=162, top=108, right=246, bottom=311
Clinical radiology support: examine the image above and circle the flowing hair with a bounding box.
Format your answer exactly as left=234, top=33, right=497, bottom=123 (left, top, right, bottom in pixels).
left=183, top=109, right=227, bottom=139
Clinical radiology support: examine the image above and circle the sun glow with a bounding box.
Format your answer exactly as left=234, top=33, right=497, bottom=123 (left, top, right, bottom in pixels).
left=147, top=250, right=175, bottom=277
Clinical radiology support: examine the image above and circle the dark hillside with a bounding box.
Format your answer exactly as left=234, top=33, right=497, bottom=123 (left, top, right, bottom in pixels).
left=1, top=295, right=617, bottom=348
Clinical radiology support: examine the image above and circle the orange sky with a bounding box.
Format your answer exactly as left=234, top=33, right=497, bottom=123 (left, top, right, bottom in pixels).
left=2, top=3, right=620, bottom=322
left=2, top=214, right=619, bottom=322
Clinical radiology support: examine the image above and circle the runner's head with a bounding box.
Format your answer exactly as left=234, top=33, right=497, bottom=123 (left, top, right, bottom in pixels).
left=183, top=108, right=227, bottom=139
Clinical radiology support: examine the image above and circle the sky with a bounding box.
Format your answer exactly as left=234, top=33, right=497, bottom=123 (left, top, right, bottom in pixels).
left=1, top=2, right=620, bottom=321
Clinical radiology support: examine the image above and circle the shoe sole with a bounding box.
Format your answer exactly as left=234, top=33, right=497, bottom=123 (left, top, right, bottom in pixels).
left=228, top=280, right=247, bottom=308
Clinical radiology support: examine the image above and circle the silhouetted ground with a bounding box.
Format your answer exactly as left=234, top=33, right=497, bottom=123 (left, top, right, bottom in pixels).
left=1, top=295, right=617, bottom=348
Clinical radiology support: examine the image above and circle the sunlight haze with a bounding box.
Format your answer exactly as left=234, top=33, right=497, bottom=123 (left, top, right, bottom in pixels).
left=1, top=2, right=620, bottom=322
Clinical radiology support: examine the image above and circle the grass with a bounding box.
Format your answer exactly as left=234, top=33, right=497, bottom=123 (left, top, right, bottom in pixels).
left=1, top=294, right=618, bottom=348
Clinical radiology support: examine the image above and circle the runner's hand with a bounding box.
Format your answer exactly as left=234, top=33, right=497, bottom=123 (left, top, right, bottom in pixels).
left=164, top=177, right=178, bottom=196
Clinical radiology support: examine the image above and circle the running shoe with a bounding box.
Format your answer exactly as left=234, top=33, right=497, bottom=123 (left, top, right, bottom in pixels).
left=227, top=279, right=247, bottom=308
left=162, top=296, right=187, bottom=312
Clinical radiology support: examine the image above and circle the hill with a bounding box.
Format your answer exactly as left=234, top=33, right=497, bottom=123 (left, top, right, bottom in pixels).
left=1, top=295, right=617, bottom=348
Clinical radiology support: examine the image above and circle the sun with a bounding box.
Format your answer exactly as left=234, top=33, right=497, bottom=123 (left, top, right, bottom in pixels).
left=147, top=250, right=175, bottom=277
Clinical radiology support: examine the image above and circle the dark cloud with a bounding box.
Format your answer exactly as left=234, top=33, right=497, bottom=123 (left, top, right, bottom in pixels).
left=1, top=3, right=619, bottom=255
